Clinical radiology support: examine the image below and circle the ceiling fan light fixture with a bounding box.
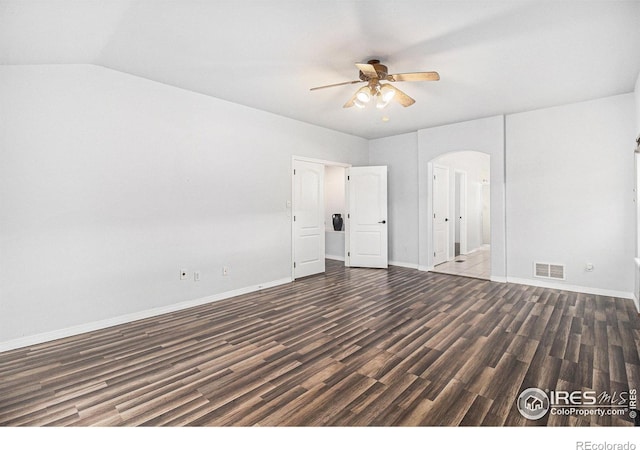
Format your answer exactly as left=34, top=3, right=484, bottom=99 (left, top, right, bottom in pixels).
left=380, top=84, right=395, bottom=102
left=375, top=95, right=390, bottom=109
left=355, top=86, right=371, bottom=103
left=353, top=98, right=366, bottom=108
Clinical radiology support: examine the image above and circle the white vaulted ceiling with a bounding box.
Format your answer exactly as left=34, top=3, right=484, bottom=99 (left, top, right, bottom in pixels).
left=1, top=0, right=639, bottom=139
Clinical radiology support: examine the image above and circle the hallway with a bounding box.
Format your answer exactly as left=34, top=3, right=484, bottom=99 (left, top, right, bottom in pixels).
left=432, top=245, right=491, bottom=280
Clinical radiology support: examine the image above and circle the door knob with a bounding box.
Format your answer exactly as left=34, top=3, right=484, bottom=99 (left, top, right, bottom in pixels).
left=445, top=218, right=449, bottom=222
left=378, top=220, right=386, bottom=224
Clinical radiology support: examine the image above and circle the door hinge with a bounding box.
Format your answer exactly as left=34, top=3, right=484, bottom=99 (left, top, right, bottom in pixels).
left=293, top=215, right=296, bottom=221
left=348, top=252, right=350, bottom=257
left=433, top=213, right=436, bottom=219
left=347, top=175, right=350, bottom=181
left=294, top=262, right=296, bottom=268
left=434, top=252, right=436, bottom=257
left=293, top=169, right=296, bottom=175
left=433, top=175, right=436, bottom=180
left=347, top=213, right=350, bottom=219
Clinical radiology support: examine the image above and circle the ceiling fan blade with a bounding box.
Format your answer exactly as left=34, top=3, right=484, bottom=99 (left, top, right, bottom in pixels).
left=388, top=85, right=416, bottom=107
left=386, top=71, right=440, bottom=82
left=310, top=80, right=362, bottom=91
left=355, top=63, right=379, bottom=79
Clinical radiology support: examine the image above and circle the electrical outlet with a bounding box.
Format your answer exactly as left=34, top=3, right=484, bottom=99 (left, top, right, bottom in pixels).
left=180, top=269, right=188, bottom=280
left=194, top=271, right=201, bottom=281
left=222, top=266, right=229, bottom=276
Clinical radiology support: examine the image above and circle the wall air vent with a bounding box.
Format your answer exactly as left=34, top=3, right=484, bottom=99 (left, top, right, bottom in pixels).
left=533, top=262, right=565, bottom=280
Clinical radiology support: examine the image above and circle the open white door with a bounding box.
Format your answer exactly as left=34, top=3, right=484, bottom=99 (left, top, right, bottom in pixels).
left=433, top=165, right=450, bottom=266
left=293, top=160, right=325, bottom=278
left=346, top=166, right=388, bottom=268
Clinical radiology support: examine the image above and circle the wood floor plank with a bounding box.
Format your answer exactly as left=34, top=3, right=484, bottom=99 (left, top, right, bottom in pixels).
left=459, top=394, right=493, bottom=426
left=0, top=259, right=638, bottom=426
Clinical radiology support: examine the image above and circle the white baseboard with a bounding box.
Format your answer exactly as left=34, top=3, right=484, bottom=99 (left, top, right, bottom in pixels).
left=0, top=277, right=292, bottom=353
left=506, top=277, right=634, bottom=300
left=389, top=260, right=419, bottom=269
left=490, top=276, right=507, bottom=283
left=418, top=265, right=434, bottom=272
left=325, top=254, right=345, bottom=262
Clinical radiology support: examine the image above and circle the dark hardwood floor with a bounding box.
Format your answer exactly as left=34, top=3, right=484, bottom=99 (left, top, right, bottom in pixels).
left=1, top=260, right=639, bottom=426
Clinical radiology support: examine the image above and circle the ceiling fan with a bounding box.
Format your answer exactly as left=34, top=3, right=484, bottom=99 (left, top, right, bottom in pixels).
left=310, top=59, right=439, bottom=109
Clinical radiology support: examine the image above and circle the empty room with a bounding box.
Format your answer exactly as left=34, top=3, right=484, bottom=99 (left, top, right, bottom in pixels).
left=1, top=0, right=640, bottom=446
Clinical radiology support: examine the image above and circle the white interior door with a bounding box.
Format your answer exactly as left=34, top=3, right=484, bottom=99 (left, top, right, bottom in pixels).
left=346, top=166, right=388, bottom=268
left=433, top=165, right=450, bottom=266
left=293, top=160, right=325, bottom=278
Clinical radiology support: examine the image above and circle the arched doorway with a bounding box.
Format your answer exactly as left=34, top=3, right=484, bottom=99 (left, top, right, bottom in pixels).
left=429, top=151, right=491, bottom=280
left=416, top=115, right=506, bottom=283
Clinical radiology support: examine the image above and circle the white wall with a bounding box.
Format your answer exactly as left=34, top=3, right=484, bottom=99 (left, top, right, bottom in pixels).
left=369, top=132, right=419, bottom=267
left=324, top=166, right=346, bottom=231
left=636, top=69, right=640, bottom=257
left=325, top=231, right=345, bottom=260
left=417, top=116, right=506, bottom=278
left=324, top=165, right=346, bottom=259
left=505, top=93, right=635, bottom=296
left=433, top=151, right=491, bottom=255
left=635, top=71, right=640, bottom=309
left=482, top=184, right=491, bottom=245
left=636, top=71, right=640, bottom=134
left=0, top=64, right=368, bottom=345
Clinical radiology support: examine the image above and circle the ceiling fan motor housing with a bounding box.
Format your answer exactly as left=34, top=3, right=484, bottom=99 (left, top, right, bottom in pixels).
left=359, top=59, right=388, bottom=81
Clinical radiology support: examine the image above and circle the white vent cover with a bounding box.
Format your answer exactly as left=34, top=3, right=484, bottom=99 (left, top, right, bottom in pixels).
left=533, top=262, right=565, bottom=280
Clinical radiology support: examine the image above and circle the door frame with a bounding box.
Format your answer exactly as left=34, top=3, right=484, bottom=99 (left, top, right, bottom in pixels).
left=291, top=156, right=350, bottom=280
left=454, top=169, right=468, bottom=256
